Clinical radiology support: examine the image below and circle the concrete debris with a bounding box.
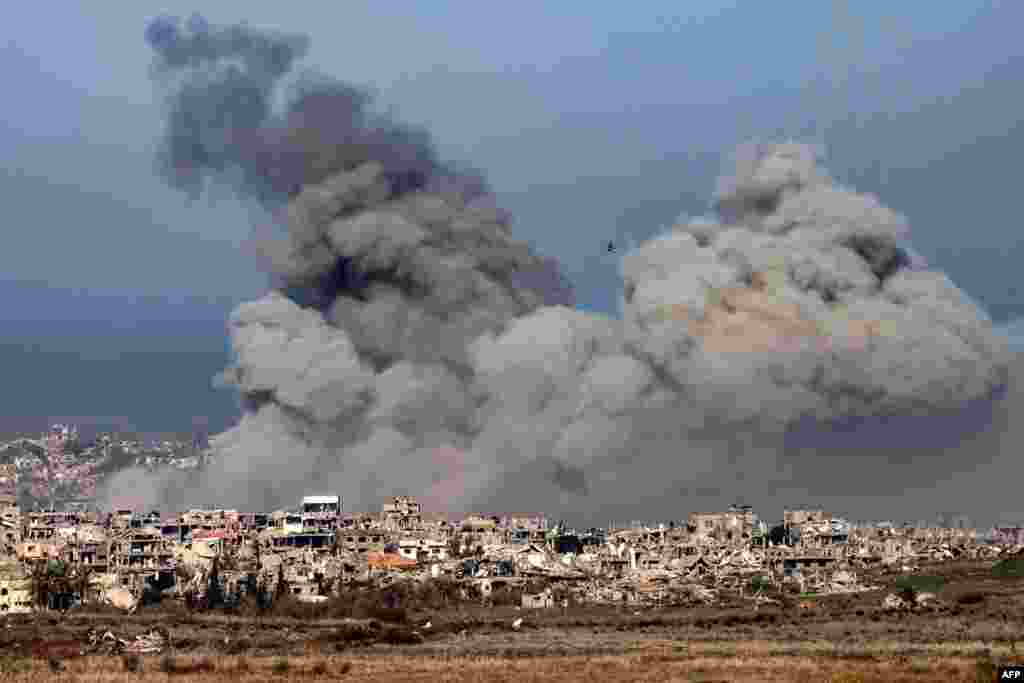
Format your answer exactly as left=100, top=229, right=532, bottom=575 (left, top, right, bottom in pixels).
left=297, top=594, right=329, bottom=604
left=683, top=584, right=716, bottom=604
left=123, top=628, right=167, bottom=655
left=0, top=496, right=1009, bottom=615
left=521, top=588, right=555, bottom=609
left=882, top=593, right=908, bottom=610
left=102, top=587, right=138, bottom=612
left=914, top=591, right=937, bottom=607
left=85, top=627, right=166, bottom=656
left=85, top=630, right=128, bottom=656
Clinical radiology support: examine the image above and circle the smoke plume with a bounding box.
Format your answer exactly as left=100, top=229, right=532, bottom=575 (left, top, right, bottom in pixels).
left=144, top=13, right=488, bottom=208
left=108, top=15, right=1019, bottom=525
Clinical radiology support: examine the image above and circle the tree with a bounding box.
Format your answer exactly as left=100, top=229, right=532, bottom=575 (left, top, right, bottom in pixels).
left=274, top=561, right=289, bottom=601
left=206, top=557, right=223, bottom=609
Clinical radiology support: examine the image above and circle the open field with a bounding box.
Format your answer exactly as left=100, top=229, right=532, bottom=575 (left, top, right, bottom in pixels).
left=0, top=648, right=1010, bottom=682
left=3, top=559, right=1023, bottom=681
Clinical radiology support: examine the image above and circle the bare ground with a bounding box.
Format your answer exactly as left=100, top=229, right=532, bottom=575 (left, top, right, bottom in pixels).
left=1, top=559, right=1021, bottom=681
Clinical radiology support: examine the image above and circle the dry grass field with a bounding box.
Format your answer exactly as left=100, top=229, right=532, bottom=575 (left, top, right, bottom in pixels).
left=3, top=559, right=1023, bottom=681
left=0, top=648, right=1007, bottom=682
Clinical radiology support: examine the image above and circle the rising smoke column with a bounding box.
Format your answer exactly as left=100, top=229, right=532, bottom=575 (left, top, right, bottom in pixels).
left=117, top=14, right=574, bottom=513
left=144, top=14, right=488, bottom=208
left=464, top=141, right=1012, bottom=521
left=116, top=15, right=1016, bottom=524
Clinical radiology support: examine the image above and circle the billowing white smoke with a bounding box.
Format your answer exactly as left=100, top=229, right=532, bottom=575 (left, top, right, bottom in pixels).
left=105, top=141, right=1010, bottom=523
left=622, top=142, right=1006, bottom=425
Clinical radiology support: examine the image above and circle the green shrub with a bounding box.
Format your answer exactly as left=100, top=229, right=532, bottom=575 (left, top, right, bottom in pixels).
left=893, top=574, right=944, bottom=594
left=272, top=657, right=290, bottom=674
left=975, top=655, right=994, bottom=683
left=0, top=656, right=29, bottom=674
left=993, top=557, right=1024, bottom=578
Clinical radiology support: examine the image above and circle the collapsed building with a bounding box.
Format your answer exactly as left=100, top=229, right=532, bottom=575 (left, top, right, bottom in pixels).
left=0, top=491, right=1015, bottom=612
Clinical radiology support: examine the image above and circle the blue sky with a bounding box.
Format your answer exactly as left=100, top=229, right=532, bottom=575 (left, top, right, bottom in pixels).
left=2, top=1, right=1023, bottom=436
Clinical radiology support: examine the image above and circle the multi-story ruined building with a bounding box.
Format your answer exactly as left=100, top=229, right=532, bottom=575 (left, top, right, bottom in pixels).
left=794, top=517, right=851, bottom=549
left=269, top=510, right=304, bottom=536
left=456, top=514, right=506, bottom=553
left=688, top=505, right=760, bottom=544
left=108, top=528, right=174, bottom=575
left=60, top=525, right=108, bottom=572
left=0, top=477, right=1007, bottom=615
left=784, top=508, right=826, bottom=528
left=396, top=537, right=449, bottom=562
left=382, top=496, right=421, bottom=531
left=0, top=466, right=20, bottom=557
left=340, top=513, right=379, bottom=531
left=337, top=529, right=387, bottom=555
left=302, top=495, right=341, bottom=533
left=500, top=514, right=549, bottom=545
left=181, top=509, right=240, bottom=543
left=0, top=560, right=32, bottom=613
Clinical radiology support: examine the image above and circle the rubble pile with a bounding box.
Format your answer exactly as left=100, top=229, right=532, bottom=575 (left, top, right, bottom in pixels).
left=0, top=496, right=1013, bottom=617
left=84, top=628, right=167, bottom=656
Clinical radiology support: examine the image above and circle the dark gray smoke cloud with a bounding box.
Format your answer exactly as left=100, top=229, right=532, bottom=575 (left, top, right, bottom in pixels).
left=107, top=17, right=1019, bottom=526
left=144, top=14, right=488, bottom=208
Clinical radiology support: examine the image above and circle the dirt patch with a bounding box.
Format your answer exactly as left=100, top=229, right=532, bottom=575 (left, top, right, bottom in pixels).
left=2, top=559, right=1021, bottom=664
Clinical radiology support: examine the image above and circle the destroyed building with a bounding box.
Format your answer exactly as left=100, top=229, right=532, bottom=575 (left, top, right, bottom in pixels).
left=0, top=485, right=1012, bottom=614
left=382, top=496, right=422, bottom=531
left=784, top=508, right=827, bottom=527
left=0, top=560, right=32, bottom=613
left=688, top=505, right=761, bottom=545
left=0, top=482, right=21, bottom=557
left=301, top=495, right=341, bottom=533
